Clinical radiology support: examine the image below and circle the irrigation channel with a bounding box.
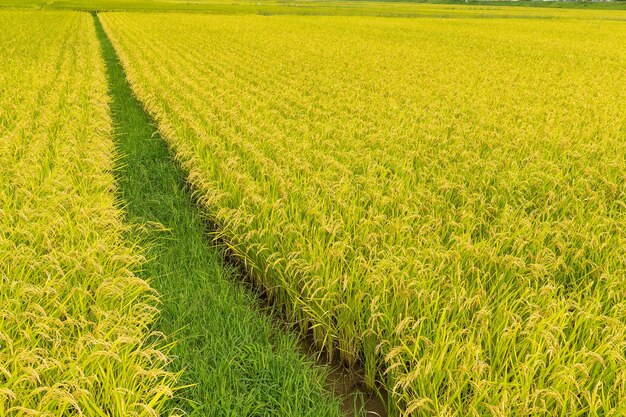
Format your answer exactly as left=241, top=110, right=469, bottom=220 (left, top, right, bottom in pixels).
left=92, top=12, right=387, bottom=417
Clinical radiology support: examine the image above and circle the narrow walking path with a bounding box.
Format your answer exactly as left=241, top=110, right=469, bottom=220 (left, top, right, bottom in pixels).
left=92, top=12, right=344, bottom=416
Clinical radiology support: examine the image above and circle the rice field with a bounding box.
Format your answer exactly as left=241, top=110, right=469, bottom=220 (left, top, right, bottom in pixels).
left=100, top=12, right=626, bottom=416
left=0, top=11, right=176, bottom=415
left=2, top=2, right=626, bottom=417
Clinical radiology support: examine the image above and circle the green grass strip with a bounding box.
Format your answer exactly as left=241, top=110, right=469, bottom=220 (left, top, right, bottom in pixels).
left=92, top=12, right=343, bottom=417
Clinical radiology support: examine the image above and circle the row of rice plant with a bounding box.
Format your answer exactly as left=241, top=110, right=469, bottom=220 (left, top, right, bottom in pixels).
left=101, top=12, right=626, bottom=416
left=0, top=11, right=176, bottom=415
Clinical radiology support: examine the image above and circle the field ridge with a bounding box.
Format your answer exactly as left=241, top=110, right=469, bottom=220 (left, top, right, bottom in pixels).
left=92, top=11, right=346, bottom=416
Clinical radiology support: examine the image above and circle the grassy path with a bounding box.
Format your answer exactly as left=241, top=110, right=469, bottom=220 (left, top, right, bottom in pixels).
left=92, top=12, right=343, bottom=417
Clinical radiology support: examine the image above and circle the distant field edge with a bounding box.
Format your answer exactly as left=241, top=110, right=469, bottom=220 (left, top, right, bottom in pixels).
left=1, top=0, right=626, bottom=15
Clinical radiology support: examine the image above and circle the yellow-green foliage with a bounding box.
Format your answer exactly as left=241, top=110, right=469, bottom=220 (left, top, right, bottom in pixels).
left=0, top=11, right=175, bottom=416
left=101, top=12, right=626, bottom=416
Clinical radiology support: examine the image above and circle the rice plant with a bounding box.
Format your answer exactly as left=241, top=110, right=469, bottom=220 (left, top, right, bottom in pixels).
left=101, top=12, right=626, bottom=416
left=0, top=11, right=176, bottom=416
